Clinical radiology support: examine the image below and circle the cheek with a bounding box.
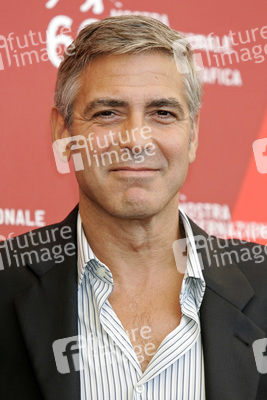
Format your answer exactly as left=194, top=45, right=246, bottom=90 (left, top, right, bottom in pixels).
left=69, top=126, right=113, bottom=171
left=74, top=124, right=122, bottom=157
left=159, top=137, right=190, bottom=167
left=152, top=124, right=191, bottom=160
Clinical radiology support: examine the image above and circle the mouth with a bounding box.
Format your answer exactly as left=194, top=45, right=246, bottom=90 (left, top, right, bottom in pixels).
left=110, top=167, right=159, bottom=176
left=110, top=167, right=159, bottom=171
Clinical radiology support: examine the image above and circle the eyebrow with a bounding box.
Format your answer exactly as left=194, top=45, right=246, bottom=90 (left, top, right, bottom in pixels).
left=83, top=98, right=129, bottom=117
left=83, top=97, right=186, bottom=119
left=146, top=98, right=186, bottom=119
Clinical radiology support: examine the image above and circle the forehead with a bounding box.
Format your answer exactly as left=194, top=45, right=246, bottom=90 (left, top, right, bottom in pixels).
left=77, top=52, right=186, bottom=105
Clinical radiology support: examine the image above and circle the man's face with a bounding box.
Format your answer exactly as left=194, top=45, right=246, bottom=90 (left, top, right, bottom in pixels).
left=54, top=52, right=199, bottom=219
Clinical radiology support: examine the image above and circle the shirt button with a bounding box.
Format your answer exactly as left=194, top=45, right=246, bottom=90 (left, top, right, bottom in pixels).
left=98, top=267, right=106, bottom=278
left=136, top=385, right=145, bottom=393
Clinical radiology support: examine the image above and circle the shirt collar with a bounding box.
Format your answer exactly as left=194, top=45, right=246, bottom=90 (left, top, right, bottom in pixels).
left=77, top=209, right=205, bottom=289
left=77, top=212, right=111, bottom=287
left=179, top=208, right=206, bottom=313
left=178, top=208, right=205, bottom=282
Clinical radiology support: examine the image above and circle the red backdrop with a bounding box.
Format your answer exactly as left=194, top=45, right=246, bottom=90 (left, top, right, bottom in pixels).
left=1, top=0, right=267, bottom=243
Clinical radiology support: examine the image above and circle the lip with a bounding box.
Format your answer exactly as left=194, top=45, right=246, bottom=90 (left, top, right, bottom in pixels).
left=110, top=167, right=159, bottom=176
left=110, top=167, right=158, bottom=172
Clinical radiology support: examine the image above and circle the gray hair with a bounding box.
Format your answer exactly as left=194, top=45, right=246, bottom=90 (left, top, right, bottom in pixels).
left=54, top=15, right=203, bottom=128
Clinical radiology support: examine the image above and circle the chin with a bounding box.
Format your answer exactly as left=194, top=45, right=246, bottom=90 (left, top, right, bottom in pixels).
left=108, top=199, right=162, bottom=220
left=114, top=209, right=158, bottom=220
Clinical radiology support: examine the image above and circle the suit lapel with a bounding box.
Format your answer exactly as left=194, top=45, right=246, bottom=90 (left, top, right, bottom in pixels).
left=189, top=219, right=265, bottom=400
left=14, top=206, right=80, bottom=400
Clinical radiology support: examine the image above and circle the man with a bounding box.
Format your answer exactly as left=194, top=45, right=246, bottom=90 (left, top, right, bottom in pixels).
left=0, top=15, right=267, bottom=400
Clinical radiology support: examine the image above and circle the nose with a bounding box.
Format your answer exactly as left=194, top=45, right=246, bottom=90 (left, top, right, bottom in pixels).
left=118, top=112, right=152, bottom=151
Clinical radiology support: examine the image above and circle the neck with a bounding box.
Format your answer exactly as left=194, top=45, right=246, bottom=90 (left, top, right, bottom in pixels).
left=79, top=191, right=184, bottom=285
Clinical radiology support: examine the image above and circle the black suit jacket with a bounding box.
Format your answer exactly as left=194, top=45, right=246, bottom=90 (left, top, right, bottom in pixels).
left=0, top=205, right=267, bottom=400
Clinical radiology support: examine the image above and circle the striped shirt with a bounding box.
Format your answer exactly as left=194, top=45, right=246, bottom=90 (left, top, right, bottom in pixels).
left=77, top=209, right=206, bottom=399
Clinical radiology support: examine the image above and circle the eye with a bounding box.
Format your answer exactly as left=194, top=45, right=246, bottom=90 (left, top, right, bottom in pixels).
left=151, top=110, right=178, bottom=124
left=93, top=110, right=116, bottom=118
left=90, top=109, right=125, bottom=126
left=156, top=110, right=175, bottom=117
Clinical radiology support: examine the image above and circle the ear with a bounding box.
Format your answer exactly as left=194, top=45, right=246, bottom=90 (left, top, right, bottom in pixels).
left=188, top=113, right=200, bottom=164
left=50, top=105, right=72, bottom=160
